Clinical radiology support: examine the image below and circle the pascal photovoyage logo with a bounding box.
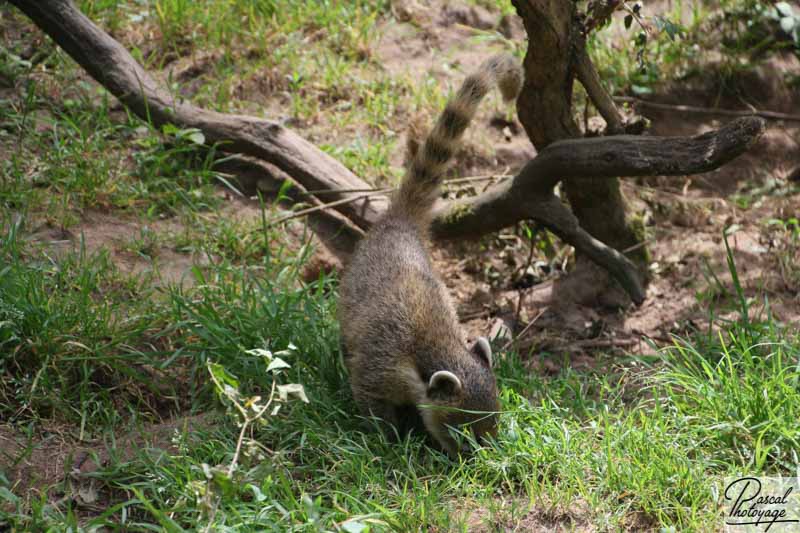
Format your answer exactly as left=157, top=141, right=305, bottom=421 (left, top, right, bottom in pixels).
left=723, top=477, right=800, bottom=532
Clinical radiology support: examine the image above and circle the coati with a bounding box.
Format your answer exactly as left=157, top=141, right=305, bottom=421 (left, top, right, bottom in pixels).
left=338, top=54, right=522, bottom=455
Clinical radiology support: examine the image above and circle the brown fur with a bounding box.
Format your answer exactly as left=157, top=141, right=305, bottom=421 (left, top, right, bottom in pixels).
left=339, top=54, right=522, bottom=455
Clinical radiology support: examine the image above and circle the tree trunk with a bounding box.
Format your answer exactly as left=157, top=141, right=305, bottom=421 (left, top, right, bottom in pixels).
left=512, top=0, right=648, bottom=274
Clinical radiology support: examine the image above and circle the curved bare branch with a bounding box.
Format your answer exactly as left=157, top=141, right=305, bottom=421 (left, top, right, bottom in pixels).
left=9, top=0, right=386, bottom=231
left=11, top=0, right=766, bottom=304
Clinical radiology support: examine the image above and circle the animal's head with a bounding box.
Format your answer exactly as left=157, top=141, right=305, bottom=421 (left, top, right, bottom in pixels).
left=420, top=337, right=500, bottom=455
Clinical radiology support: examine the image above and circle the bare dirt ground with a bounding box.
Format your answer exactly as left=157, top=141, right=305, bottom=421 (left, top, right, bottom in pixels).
left=456, top=496, right=596, bottom=532
left=371, top=0, right=800, bottom=368
left=1, top=415, right=214, bottom=514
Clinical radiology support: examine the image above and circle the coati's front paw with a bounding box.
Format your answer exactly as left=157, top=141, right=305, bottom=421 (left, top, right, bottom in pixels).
left=358, top=399, right=402, bottom=440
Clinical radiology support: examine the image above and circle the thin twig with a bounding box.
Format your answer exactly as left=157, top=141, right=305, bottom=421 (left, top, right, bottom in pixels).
left=502, top=307, right=548, bottom=352
left=300, top=187, right=390, bottom=196
left=301, top=176, right=512, bottom=198
left=620, top=2, right=652, bottom=34
left=228, top=379, right=277, bottom=477
left=267, top=191, right=388, bottom=227
left=291, top=175, right=513, bottom=225
left=615, top=96, right=800, bottom=122
left=282, top=175, right=514, bottom=225
left=203, top=498, right=220, bottom=533
left=620, top=181, right=730, bottom=208
left=621, top=180, right=690, bottom=199
left=204, top=373, right=279, bottom=532
left=570, top=337, right=640, bottom=350
left=445, top=174, right=513, bottom=184
left=460, top=309, right=492, bottom=321
left=621, top=237, right=658, bottom=254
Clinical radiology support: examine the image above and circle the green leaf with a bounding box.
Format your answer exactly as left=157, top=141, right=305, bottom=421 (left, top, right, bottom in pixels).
left=190, top=265, right=206, bottom=284
left=207, top=361, right=239, bottom=390
left=267, top=357, right=291, bottom=373
left=277, top=383, right=309, bottom=403
left=202, top=464, right=236, bottom=498
left=185, top=130, right=206, bottom=145
left=775, top=2, right=794, bottom=17
left=341, top=521, right=369, bottom=533
left=653, top=15, right=684, bottom=41
left=780, top=16, right=796, bottom=33
left=222, top=384, right=240, bottom=402
left=277, top=179, right=294, bottom=201
left=624, top=14, right=633, bottom=29
left=245, top=348, right=273, bottom=359
left=0, top=487, right=19, bottom=503
left=724, top=224, right=742, bottom=237
left=169, top=127, right=206, bottom=145
left=248, top=484, right=268, bottom=502
left=631, top=84, right=654, bottom=95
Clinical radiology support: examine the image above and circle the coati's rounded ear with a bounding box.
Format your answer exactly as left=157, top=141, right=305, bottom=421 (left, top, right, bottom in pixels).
left=471, top=336, right=493, bottom=367
left=428, top=370, right=462, bottom=397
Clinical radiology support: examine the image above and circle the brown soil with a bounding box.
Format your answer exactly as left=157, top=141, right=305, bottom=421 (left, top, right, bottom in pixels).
left=343, top=1, right=800, bottom=367
left=1, top=415, right=214, bottom=513
left=457, top=496, right=596, bottom=532
left=374, top=1, right=800, bottom=365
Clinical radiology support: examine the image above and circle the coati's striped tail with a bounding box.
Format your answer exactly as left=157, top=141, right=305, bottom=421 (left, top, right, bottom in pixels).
left=393, top=54, right=522, bottom=223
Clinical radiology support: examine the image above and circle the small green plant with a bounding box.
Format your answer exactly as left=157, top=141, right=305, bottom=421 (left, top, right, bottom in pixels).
left=0, top=219, right=169, bottom=424
left=123, top=225, right=160, bottom=259
left=200, top=345, right=308, bottom=530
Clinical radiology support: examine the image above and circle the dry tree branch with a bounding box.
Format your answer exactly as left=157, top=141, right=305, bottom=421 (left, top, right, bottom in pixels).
left=9, top=0, right=387, bottom=235
left=431, top=116, right=766, bottom=304
left=432, top=116, right=765, bottom=239
left=574, top=47, right=625, bottom=134
left=10, top=0, right=767, bottom=304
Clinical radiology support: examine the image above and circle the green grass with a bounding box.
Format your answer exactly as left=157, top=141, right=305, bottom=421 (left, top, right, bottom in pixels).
left=2, top=207, right=798, bottom=529
left=0, top=83, right=224, bottom=226
left=0, top=217, right=173, bottom=427
left=2, top=0, right=800, bottom=530
left=79, top=0, right=389, bottom=61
